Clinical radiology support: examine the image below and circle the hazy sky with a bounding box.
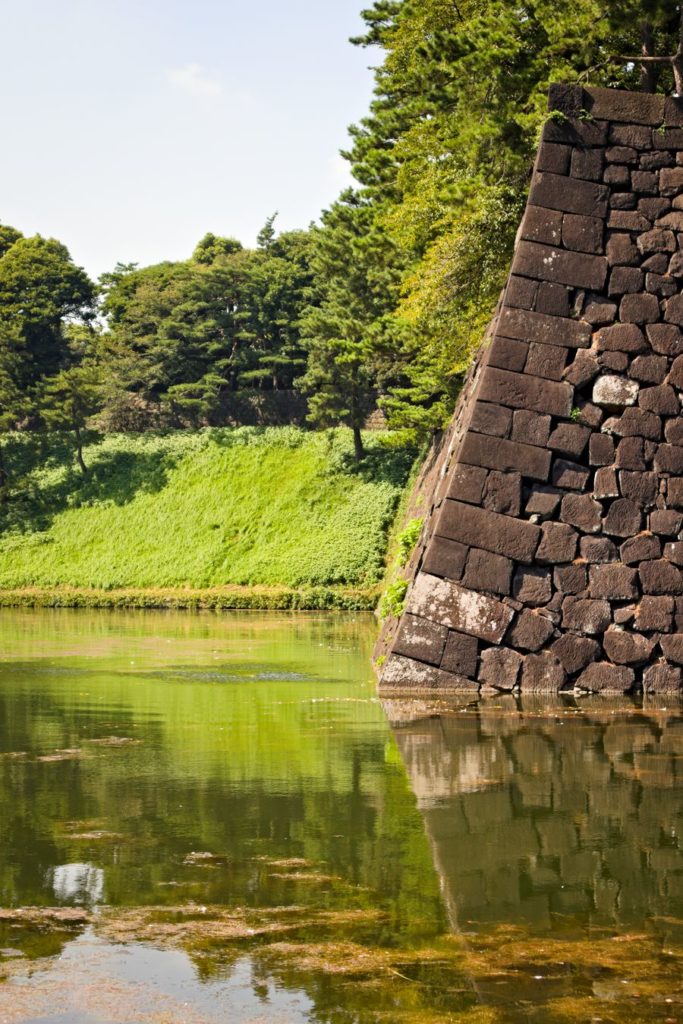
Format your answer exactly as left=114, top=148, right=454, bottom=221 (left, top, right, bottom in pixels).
left=0, top=0, right=376, bottom=278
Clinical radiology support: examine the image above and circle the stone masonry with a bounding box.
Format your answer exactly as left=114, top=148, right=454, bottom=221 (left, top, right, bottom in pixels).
left=379, top=84, right=683, bottom=696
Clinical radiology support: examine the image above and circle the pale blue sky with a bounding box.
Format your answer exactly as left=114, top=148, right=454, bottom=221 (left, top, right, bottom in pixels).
left=0, top=0, right=376, bottom=278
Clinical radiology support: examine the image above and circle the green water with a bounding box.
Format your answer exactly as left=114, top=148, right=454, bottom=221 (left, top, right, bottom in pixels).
left=0, top=610, right=683, bottom=1022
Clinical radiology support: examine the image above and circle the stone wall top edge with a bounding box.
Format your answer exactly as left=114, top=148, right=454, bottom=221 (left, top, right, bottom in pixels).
left=548, top=82, right=683, bottom=127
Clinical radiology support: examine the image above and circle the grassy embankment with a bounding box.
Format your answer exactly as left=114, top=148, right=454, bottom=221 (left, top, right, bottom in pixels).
left=0, top=427, right=415, bottom=610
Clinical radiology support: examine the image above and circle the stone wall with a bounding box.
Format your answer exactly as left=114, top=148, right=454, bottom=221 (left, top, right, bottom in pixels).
left=379, top=84, right=683, bottom=696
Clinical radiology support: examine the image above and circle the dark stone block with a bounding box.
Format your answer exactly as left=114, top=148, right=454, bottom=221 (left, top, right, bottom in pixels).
left=545, top=116, right=608, bottom=146
left=560, top=493, right=603, bottom=533
left=519, top=205, right=563, bottom=246
left=570, top=147, right=604, bottom=181
left=647, top=323, right=683, bottom=356
left=669, top=251, right=683, bottom=277
left=537, top=142, right=571, bottom=175
left=666, top=419, right=683, bottom=444
left=603, top=629, right=655, bottom=665
left=584, top=87, right=664, bottom=126
left=460, top=431, right=551, bottom=482
left=381, top=654, right=475, bottom=691
left=638, top=385, right=678, bottom=415
left=589, top=433, right=615, bottom=466
left=505, top=275, right=538, bottom=310
left=643, top=663, right=681, bottom=692
left=657, top=210, right=683, bottom=231
left=440, top=630, right=479, bottom=677
left=603, top=407, right=661, bottom=440
left=462, top=547, right=513, bottom=597
left=535, top=282, right=570, bottom=317
left=604, top=164, right=630, bottom=187
left=576, top=662, right=635, bottom=693
left=639, top=559, right=683, bottom=595
left=525, top=343, right=568, bottom=381
left=607, top=210, right=650, bottom=230
left=582, top=296, right=617, bottom=325
left=594, top=466, right=620, bottom=499
left=610, top=191, right=637, bottom=209
left=605, top=145, right=638, bottom=165
left=562, top=212, right=604, bottom=254
left=603, top=498, right=642, bottom=537
left=394, top=614, right=449, bottom=666
left=446, top=464, right=488, bottom=504
left=512, top=566, right=552, bottom=606
left=659, top=167, right=683, bottom=195
left=436, top=500, right=541, bottom=564
left=536, top=522, right=579, bottom=563
left=595, top=323, right=647, bottom=353
left=580, top=536, right=618, bottom=562
left=631, top=170, right=658, bottom=193
left=551, top=633, right=599, bottom=673
left=637, top=228, right=677, bottom=255
left=642, top=251, right=670, bottom=272
left=470, top=401, right=512, bottom=438
left=664, top=294, right=683, bottom=326
left=615, top=436, right=646, bottom=470
left=563, top=350, right=600, bottom=387
left=562, top=596, right=611, bottom=635
left=529, top=171, right=608, bottom=218
left=552, top=459, right=589, bottom=492
left=620, top=534, right=661, bottom=565
left=667, top=353, right=683, bottom=388
left=515, top=240, right=608, bottom=290
left=574, top=400, right=604, bottom=429
left=636, top=595, right=674, bottom=632
left=511, top=409, right=551, bottom=447
left=508, top=610, right=554, bottom=652
left=654, top=444, right=683, bottom=474
left=483, top=470, right=522, bottom=515
left=589, top=564, right=638, bottom=600
left=525, top=485, right=561, bottom=517
left=498, top=306, right=590, bottom=348
left=608, top=266, right=644, bottom=295
left=477, top=646, right=522, bottom=688
left=606, top=233, right=640, bottom=267
left=421, top=535, right=468, bottom=582
left=619, top=292, right=660, bottom=324
left=548, top=423, right=590, bottom=458
left=488, top=335, right=529, bottom=372
left=660, top=634, right=683, bottom=664
left=665, top=540, right=683, bottom=563
left=619, top=471, right=658, bottom=507
left=554, top=564, right=587, bottom=595
left=479, top=367, right=573, bottom=419
left=667, top=479, right=683, bottom=508
left=646, top=272, right=678, bottom=297
left=649, top=510, right=683, bottom=536
left=519, top=651, right=567, bottom=692
left=609, top=124, right=652, bottom=149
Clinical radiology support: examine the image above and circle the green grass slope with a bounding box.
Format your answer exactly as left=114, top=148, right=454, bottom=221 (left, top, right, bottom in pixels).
left=0, top=427, right=414, bottom=594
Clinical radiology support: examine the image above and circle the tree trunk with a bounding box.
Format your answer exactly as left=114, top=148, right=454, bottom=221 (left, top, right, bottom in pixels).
left=0, top=445, right=9, bottom=503
left=74, top=425, right=88, bottom=475
left=673, top=11, right=683, bottom=96
left=640, top=22, right=657, bottom=93
left=352, top=423, right=364, bottom=462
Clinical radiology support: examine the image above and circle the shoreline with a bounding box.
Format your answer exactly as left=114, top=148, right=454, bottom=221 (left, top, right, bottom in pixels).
left=0, top=585, right=380, bottom=612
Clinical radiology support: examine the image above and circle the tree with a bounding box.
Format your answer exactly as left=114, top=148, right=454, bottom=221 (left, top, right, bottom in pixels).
left=40, top=361, right=102, bottom=474
left=192, top=233, right=243, bottom=265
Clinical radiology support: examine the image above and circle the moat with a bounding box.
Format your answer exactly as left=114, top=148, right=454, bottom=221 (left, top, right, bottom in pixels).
left=0, top=609, right=682, bottom=1022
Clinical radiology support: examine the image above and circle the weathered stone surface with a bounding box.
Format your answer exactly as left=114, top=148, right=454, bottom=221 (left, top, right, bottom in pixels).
left=664, top=293, right=683, bottom=326
left=394, top=614, right=449, bottom=666
left=537, top=142, right=571, bottom=175
left=639, top=559, right=683, bottom=595
left=580, top=536, right=618, bottom=562
left=562, top=212, right=604, bottom=253
left=638, top=384, right=678, bottom=415
left=589, top=564, right=639, bottom=600
left=421, top=536, right=468, bottom=581
left=595, top=323, right=647, bottom=354
left=647, top=323, right=683, bottom=355
left=589, top=433, right=615, bottom=466
left=665, top=540, right=683, bottom=563
left=643, top=663, right=682, bottom=692
left=594, top=466, right=620, bottom=498
left=619, top=292, right=660, bottom=323
left=660, top=634, right=683, bottom=664
left=659, top=167, right=683, bottom=195
left=436, top=500, right=541, bottom=564
left=615, top=436, right=646, bottom=470
left=649, top=509, right=683, bottom=535
left=478, top=646, right=522, bottom=689
left=507, top=611, right=554, bottom=653
left=536, top=281, right=571, bottom=316
left=536, top=522, right=579, bottom=564
left=551, top=633, right=599, bottom=673
left=512, top=566, right=552, bottom=606
left=608, top=266, right=643, bottom=295
left=507, top=274, right=540, bottom=309
left=603, top=498, right=642, bottom=537
left=630, top=355, right=668, bottom=384
left=575, top=662, right=635, bottom=693
left=667, top=353, right=683, bottom=388
left=529, top=171, right=609, bottom=218
left=519, top=204, right=563, bottom=245
left=636, top=595, right=674, bottom=632
left=637, top=228, right=677, bottom=254
left=593, top=375, right=640, bottom=407
left=554, top=564, right=588, bottom=594
left=525, top=343, right=568, bottom=381
left=603, top=629, right=655, bottom=665
left=482, top=470, right=522, bottom=516
left=552, top=459, right=589, bottom=491
left=446, top=464, right=488, bottom=504
left=560, top=494, right=603, bottom=533
left=609, top=123, right=652, bottom=149
left=469, top=401, right=512, bottom=438
left=606, top=234, right=640, bottom=267
left=603, top=407, right=662, bottom=439
left=519, top=651, right=567, bottom=692
left=666, top=419, right=683, bottom=445
left=488, top=335, right=528, bottom=371
left=440, top=630, right=479, bottom=677
left=585, top=86, right=664, bottom=126
left=571, top=147, right=605, bottom=182
left=515, top=240, right=608, bottom=290
left=507, top=415, right=548, bottom=454
left=562, top=597, right=611, bottom=634
left=632, top=170, right=658, bottom=194
left=462, top=547, right=513, bottom=596
left=620, top=534, right=661, bottom=565
left=619, top=470, right=658, bottom=506
left=382, top=654, right=477, bottom=691
left=654, top=443, right=683, bottom=474
left=525, top=485, right=561, bottom=517
left=479, top=367, right=573, bottom=419
left=408, top=573, right=515, bottom=643
left=460, top=431, right=551, bottom=482
left=548, top=423, right=591, bottom=458
left=582, top=296, right=617, bottom=325
left=499, top=306, right=590, bottom=348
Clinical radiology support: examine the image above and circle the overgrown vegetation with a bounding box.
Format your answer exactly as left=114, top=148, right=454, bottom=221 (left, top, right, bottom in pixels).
left=0, top=427, right=414, bottom=597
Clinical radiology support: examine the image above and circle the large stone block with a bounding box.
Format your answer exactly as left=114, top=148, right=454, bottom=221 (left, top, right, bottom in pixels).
left=436, top=499, right=541, bottom=564
left=498, top=307, right=590, bottom=348
left=460, top=431, right=551, bottom=481
left=514, top=240, right=608, bottom=289
left=382, top=653, right=478, bottom=691
left=478, top=367, right=573, bottom=419
left=393, top=614, right=449, bottom=665
left=407, top=573, right=515, bottom=643
left=528, top=171, right=609, bottom=217
left=584, top=86, right=665, bottom=126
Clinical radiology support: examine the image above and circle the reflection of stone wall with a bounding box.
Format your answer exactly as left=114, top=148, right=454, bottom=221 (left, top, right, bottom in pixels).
left=388, top=699, right=683, bottom=931
left=381, top=85, right=683, bottom=696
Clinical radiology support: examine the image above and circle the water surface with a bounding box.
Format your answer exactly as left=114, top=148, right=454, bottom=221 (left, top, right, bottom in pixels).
left=1, top=610, right=683, bottom=1022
